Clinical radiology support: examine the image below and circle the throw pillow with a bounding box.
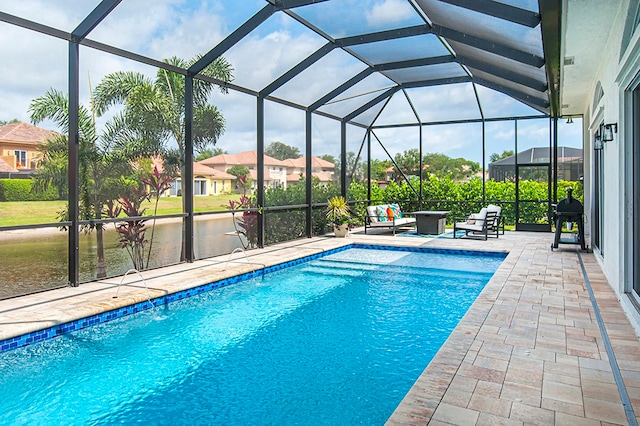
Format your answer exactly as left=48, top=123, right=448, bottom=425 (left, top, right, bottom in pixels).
left=376, top=205, right=388, bottom=222
left=466, top=214, right=476, bottom=224
left=390, top=203, right=402, bottom=219
left=386, top=206, right=394, bottom=221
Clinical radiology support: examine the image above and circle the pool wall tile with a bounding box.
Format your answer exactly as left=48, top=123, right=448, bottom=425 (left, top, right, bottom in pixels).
left=0, top=243, right=503, bottom=354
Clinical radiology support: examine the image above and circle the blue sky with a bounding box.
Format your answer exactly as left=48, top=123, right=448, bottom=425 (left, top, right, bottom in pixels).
left=0, top=0, right=582, bottom=165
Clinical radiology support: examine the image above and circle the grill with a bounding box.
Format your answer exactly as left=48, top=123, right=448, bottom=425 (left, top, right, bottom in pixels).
left=551, top=188, right=587, bottom=251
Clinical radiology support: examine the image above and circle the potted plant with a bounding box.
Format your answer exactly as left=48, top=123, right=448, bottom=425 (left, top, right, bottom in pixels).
left=326, top=195, right=352, bottom=237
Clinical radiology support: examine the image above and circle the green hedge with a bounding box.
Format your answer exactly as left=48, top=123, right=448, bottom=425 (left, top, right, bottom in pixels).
left=0, top=179, right=59, bottom=201
left=347, top=176, right=584, bottom=227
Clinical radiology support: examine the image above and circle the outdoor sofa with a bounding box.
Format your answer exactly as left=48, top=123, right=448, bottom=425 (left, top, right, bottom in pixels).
left=364, top=203, right=416, bottom=235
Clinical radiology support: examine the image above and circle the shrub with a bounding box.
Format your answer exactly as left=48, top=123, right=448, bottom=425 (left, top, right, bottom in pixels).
left=0, top=179, right=59, bottom=201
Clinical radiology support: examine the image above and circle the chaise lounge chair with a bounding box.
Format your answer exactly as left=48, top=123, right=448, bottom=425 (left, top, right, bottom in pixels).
left=453, top=204, right=503, bottom=240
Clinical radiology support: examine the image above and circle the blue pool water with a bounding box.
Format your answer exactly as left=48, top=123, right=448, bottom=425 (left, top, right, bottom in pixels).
left=0, top=246, right=504, bottom=425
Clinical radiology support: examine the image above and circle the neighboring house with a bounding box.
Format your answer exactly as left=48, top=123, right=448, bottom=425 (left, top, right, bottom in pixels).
left=283, top=156, right=335, bottom=185
left=198, top=151, right=289, bottom=190
left=0, top=157, right=18, bottom=175
left=140, top=157, right=234, bottom=197
left=167, top=162, right=235, bottom=197
left=489, top=146, right=583, bottom=182
left=0, top=122, right=55, bottom=171
left=197, top=151, right=337, bottom=189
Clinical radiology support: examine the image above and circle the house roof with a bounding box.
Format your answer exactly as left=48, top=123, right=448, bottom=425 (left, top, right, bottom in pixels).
left=198, top=151, right=287, bottom=168
left=287, top=171, right=334, bottom=183
left=490, top=146, right=583, bottom=166
left=193, top=162, right=235, bottom=179
left=283, top=156, right=335, bottom=170
left=0, top=122, right=56, bottom=145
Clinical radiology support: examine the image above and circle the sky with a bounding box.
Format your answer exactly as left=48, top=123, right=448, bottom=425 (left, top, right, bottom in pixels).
left=0, top=0, right=583, bottom=165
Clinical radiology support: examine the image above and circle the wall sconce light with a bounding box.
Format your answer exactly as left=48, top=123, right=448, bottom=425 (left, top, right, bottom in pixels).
left=594, top=129, right=603, bottom=150
left=601, top=123, right=617, bottom=142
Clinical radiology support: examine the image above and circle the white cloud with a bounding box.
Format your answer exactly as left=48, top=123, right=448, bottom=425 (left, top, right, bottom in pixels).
left=0, top=1, right=565, bottom=165
left=366, top=0, right=415, bottom=26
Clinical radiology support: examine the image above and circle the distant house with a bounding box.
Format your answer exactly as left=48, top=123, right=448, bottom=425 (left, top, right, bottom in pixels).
left=198, top=151, right=335, bottom=190
left=0, top=122, right=55, bottom=172
left=282, top=156, right=335, bottom=185
left=0, top=157, right=18, bottom=175
left=199, top=151, right=288, bottom=190
left=489, top=146, right=583, bottom=182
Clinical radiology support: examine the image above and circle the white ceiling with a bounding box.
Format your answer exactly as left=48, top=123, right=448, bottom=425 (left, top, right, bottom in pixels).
left=560, top=0, right=624, bottom=116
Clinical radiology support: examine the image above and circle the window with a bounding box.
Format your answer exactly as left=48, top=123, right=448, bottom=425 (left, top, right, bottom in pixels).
left=14, top=150, right=27, bottom=168
left=633, top=87, right=640, bottom=298
left=593, top=129, right=605, bottom=255
left=169, top=180, right=182, bottom=196
left=194, top=179, right=207, bottom=196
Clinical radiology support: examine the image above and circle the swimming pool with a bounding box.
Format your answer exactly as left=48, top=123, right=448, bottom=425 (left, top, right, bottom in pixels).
left=0, top=245, right=505, bottom=424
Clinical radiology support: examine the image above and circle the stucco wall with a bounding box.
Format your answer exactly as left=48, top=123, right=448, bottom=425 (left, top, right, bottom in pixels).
left=585, top=0, right=640, bottom=336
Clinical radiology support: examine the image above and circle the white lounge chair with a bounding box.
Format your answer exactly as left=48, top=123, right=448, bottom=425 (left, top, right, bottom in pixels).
left=453, top=205, right=502, bottom=240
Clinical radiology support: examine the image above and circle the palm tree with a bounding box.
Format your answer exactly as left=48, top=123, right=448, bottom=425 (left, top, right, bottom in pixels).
left=93, top=55, right=233, bottom=260
left=29, top=89, right=135, bottom=278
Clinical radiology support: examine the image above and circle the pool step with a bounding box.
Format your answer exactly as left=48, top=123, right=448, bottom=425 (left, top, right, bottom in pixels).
left=307, top=259, right=494, bottom=281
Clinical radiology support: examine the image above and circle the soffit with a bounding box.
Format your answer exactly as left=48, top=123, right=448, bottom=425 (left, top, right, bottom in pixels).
left=560, top=0, right=624, bottom=116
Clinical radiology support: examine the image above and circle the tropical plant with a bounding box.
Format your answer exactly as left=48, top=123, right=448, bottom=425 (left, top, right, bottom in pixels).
left=102, top=165, right=174, bottom=271
left=325, top=195, right=352, bottom=227
left=228, top=194, right=259, bottom=249
left=29, top=88, right=136, bottom=279
left=92, top=54, right=233, bottom=260
left=105, top=187, right=149, bottom=271
left=139, top=165, right=175, bottom=267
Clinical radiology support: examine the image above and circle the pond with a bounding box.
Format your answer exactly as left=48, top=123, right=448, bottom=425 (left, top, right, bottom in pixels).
left=0, top=214, right=243, bottom=299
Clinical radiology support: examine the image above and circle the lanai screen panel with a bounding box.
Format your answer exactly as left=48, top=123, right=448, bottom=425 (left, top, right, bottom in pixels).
left=345, top=34, right=450, bottom=65
left=316, top=73, right=398, bottom=119
left=475, top=86, right=545, bottom=119
left=222, top=13, right=328, bottom=92
left=372, top=91, right=420, bottom=126
left=291, top=0, right=424, bottom=38
left=405, top=84, right=482, bottom=123
left=0, top=0, right=102, bottom=32
left=270, top=49, right=369, bottom=107
left=413, top=0, right=548, bottom=114
left=87, top=1, right=263, bottom=61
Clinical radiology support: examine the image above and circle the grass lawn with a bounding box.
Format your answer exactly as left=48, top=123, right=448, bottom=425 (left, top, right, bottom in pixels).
left=0, top=194, right=242, bottom=227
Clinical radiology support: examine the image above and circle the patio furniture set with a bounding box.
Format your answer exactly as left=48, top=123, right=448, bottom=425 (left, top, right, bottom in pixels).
left=364, top=203, right=504, bottom=240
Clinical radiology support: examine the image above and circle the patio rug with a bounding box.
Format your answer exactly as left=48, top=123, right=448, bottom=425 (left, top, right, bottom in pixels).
left=397, top=230, right=466, bottom=239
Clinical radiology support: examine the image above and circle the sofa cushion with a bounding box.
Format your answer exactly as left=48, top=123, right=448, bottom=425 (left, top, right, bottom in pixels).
left=375, top=205, right=389, bottom=222
left=366, top=206, right=379, bottom=223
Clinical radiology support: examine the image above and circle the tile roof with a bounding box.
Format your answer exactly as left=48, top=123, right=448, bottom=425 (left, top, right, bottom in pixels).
left=0, top=122, right=56, bottom=144
left=198, top=151, right=287, bottom=167
left=283, top=156, right=335, bottom=169
left=193, top=162, right=235, bottom=179
left=287, top=171, right=334, bottom=182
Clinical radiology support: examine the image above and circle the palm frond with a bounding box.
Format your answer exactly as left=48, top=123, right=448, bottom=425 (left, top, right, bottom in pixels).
left=93, top=71, right=152, bottom=116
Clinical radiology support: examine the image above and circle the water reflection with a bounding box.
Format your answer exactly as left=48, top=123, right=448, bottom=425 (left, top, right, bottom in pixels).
left=0, top=213, right=243, bottom=299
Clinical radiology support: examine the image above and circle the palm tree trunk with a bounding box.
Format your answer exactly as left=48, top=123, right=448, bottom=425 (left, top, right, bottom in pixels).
left=96, top=225, right=106, bottom=278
